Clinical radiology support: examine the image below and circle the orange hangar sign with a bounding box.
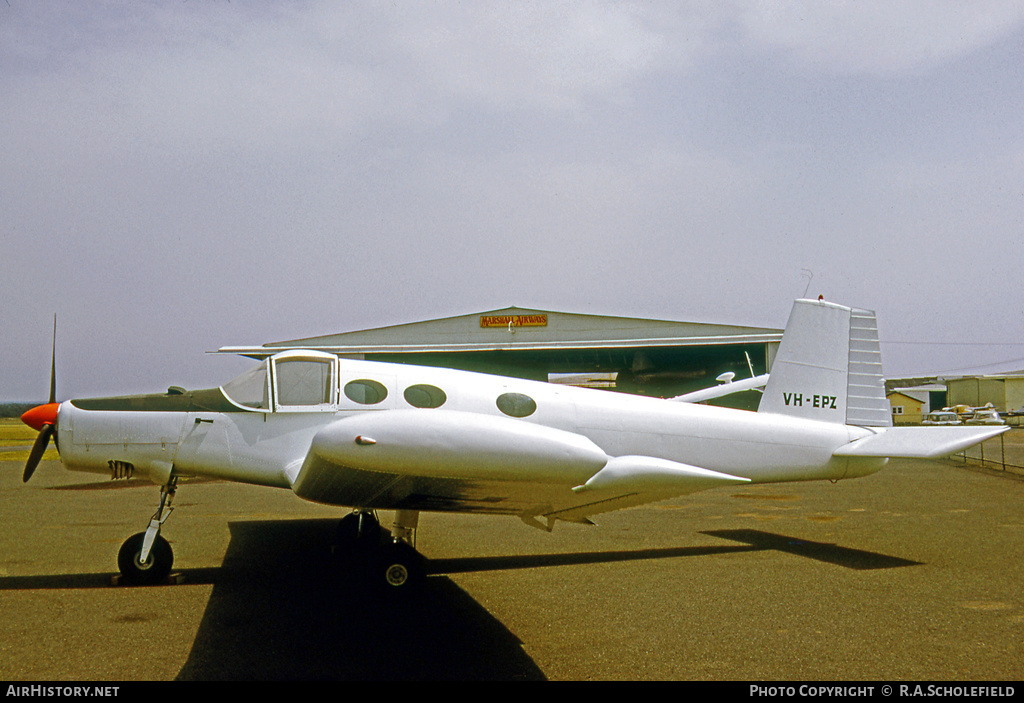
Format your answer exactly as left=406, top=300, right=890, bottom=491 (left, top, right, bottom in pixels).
left=480, top=314, right=548, bottom=329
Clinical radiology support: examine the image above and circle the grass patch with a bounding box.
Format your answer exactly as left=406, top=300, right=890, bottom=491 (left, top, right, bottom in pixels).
left=0, top=418, right=37, bottom=445
left=0, top=418, right=58, bottom=461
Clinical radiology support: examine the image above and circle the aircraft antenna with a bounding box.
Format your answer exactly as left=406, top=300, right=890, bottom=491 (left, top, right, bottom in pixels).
left=800, top=268, right=813, bottom=298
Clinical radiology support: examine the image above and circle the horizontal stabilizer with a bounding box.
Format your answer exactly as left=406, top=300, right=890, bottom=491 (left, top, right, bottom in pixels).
left=833, top=426, right=1009, bottom=459
left=573, top=455, right=749, bottom=495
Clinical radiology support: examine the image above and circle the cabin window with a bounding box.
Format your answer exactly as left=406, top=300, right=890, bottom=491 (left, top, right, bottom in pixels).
left=344, top=379, right=388, bottom=405
left=496, top=392, right=536, bottom=418
left=404, top=384, right=447, bottom=409
left=222, top=362, right=270, bottom=409
left=277, top=359, right=333, bottom=406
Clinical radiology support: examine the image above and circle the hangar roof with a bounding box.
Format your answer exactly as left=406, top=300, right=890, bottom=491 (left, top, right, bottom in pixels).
left=218, top=306, right=782, bottom=358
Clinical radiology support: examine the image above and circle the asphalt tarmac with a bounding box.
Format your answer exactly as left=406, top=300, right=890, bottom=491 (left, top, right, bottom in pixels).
left=1, top=454, right=1022, bottom=681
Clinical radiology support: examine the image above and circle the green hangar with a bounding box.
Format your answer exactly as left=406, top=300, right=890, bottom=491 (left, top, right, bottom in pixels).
left=221, top=307, right=783, bottom=410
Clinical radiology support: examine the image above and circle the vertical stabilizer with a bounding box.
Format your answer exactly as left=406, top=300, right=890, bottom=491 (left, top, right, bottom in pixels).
left=758, top=299, right=890, bottom=427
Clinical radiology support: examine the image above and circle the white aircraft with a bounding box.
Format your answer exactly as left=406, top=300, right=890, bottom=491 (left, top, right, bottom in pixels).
left=19, top=299, right=1007, bottom=590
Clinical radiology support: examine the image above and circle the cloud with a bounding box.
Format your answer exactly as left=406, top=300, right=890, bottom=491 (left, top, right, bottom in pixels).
left=1, top=1, right=1022, bottom=398
left=734, top=0, right=1024, bottom=75
left=381, top=3, right=666, bottom=110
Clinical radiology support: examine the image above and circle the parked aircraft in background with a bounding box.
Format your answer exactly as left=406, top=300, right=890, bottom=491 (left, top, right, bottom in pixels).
left=922, top=411, right=962, bottom=426
left=19, top=299, right=1007, bottom=590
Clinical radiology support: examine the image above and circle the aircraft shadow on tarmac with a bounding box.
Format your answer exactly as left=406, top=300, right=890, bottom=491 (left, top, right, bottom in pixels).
left=0, top=520, right=920, bottom=680
left=431, top=529, right=921, bottom=574
left=179, top=520, right=921, bottom=680
left=700, top=529, right=923, bottom=571
left=175, top=519, right=544, bottom=681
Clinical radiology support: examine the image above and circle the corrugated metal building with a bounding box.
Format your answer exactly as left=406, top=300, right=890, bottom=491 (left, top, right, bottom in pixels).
left=221, top=306, right=782, bottom=408
left=945, top=372, right=1024, bottom=413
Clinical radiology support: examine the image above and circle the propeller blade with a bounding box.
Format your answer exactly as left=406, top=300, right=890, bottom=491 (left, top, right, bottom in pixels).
left=48, top=314, right=57, bottom=405
left=22, top=315, right=60, bottom=483
left=24, top=423, right=54, bottom=483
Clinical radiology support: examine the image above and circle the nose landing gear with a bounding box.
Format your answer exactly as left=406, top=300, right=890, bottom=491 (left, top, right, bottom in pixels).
left=115, top=478, right=177, bottom=585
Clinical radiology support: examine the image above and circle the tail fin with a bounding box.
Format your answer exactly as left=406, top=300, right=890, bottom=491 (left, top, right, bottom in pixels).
left=758, top=299, right=891, bottom=427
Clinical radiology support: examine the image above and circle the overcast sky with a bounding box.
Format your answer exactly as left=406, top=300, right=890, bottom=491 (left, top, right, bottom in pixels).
left=2, top=1, right=1023, bottom=401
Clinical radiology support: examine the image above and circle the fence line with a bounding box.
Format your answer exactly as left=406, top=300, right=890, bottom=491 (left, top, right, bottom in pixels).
left=951, top=427, right=1024, bottom=475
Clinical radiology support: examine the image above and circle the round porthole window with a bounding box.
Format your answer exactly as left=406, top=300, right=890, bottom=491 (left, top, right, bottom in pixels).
left=344, top=379, right=388, bottom=405
left=496, top=392, right=536, bottom=418
left=404, top=384, right=447, bottom=409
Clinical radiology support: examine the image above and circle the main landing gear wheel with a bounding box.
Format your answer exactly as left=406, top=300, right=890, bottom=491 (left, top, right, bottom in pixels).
left=117, top=532, right=173, bottom=585
left=335, top=511, right=426, bottom=593
left=378, top=541, right=425, bottom=591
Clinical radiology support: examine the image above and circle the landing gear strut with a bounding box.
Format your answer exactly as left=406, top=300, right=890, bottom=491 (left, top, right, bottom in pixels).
left=116, top=478, right=177, bottom=585
left=336, top=509, right=425, bottom=591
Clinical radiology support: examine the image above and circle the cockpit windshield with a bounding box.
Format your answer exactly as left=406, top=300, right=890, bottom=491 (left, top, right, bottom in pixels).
left=221, top=361, right=270, bottom=409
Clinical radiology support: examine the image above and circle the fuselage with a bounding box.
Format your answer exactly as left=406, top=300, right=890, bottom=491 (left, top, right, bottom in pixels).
left=51, top=354, right=885, bottom=503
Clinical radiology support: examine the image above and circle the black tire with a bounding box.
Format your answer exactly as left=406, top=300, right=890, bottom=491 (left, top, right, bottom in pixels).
left=377, top=541, right=425, bottom=591
left=117, top=532, right=173, bottom=585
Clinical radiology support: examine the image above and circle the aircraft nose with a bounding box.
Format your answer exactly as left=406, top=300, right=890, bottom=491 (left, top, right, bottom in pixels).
left=21, top=402, right=59, bottom=431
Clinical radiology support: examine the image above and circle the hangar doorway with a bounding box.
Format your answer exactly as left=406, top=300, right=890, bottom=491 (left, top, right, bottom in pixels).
left=220, top=307, right=782, bottom=411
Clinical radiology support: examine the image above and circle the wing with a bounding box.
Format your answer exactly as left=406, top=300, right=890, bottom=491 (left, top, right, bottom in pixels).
left=290, top=409, right=748, bottom=529
left=669, top=373, right=769, bottom=403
